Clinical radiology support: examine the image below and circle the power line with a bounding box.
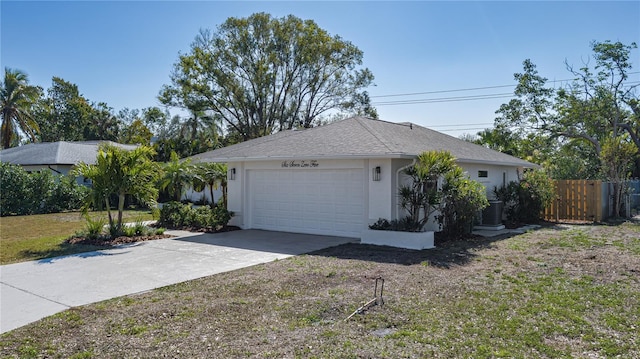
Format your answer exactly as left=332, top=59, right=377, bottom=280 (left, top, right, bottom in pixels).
left=371, top=84, right=516, bottom=98
left=372, top=80, right=640, bottom=107
left=370, top=72, right=640, bottom=99
left=438, top=127, right=492, bottom=133
left=373, top=93, right=513, bottom=106
left=429, top=122, right=494, bottom=128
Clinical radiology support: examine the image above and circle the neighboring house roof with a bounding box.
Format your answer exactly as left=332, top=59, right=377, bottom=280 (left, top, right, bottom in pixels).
left=191, top=117, right=536, bottom=167
left=0, top=141, right=139, bottom=166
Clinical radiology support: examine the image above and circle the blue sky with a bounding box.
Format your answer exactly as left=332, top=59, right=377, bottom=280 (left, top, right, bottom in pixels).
left=2, top=1, right=639, bottom=137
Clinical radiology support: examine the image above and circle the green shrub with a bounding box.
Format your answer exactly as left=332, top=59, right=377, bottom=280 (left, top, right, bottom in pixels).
left=438, top=167, right=489, bottom=237
left=495, top=169, right=555, bottom=223
left=84, top=215, right=107, bottom=240
left=158, top=202, right=189, bottom=227
left=158, top=201, right=233, bottom=230
left=133, top=218, right=148, bottom=236
left=46, top=176, right=90, bottom=213
left=368, top=217, right=418, bottom=232
left=26, top=171, right=54, bottom=214
left=0, top=162, right=30, bottom=215
left=212, top=205, right=233, bottom=227
left=191, top=206, right=214, bottom=228
left=108, top=222, right=121, bottom=238
left=0, top=163, right=89, bottom=216
left=121, top=225, right=137, bottom=237
left=369, top=218, right=391, bottom=230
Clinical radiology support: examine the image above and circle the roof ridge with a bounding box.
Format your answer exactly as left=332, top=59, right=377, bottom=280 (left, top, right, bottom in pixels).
left=54, top=142, right=64, bottom=164
left=354, top=117, right=396, bottom=153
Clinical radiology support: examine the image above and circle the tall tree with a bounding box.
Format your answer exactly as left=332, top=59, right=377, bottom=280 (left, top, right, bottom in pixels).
left=141, top=106, right=170, bottom=138
left=492, top=41, right=639, bottom=216
left=1, top=68, right=42, bottom=148
left=36, top=77, right=93, bottom=141
left=120, top=118, right=153, bottom=145
left=495, top=41, right=639, bottom=163
left=553, top=41, right=639, bottom=156
left=35, top=77, right=121, bottom=142
left=160, top=13, right=375, bottom=141
left=86, top=102, right=121, bottom=141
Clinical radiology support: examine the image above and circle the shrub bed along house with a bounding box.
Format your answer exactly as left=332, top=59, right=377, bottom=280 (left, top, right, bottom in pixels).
left=158, top=201, right=234, bottom=231
left=364, top=151, right=488, bottom=249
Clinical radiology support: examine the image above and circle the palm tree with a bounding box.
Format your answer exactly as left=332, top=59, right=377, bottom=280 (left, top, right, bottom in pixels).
left=75, top=144, right=159, bottom=234
left=193, top=162, right=228, bottom=208
left=1, top=68, right=41, bottom=148
left=159, top=151, right=194, bottom=202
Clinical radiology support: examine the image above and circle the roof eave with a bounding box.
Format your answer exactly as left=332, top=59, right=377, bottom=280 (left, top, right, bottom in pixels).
left=192, top=153, right=417, bottom=163
left=455, top=158, right=539, bottom=168
left=192, top=153, right=537, bottom=168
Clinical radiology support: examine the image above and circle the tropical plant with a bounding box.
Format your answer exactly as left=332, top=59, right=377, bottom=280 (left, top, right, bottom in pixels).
left=495, top=169, right=555, bottom=223
left=1, top=68, right=42, bottom=148
left=398, top=151, right=457, bottom=232
left=74, top=144, right=160, bottom=235
left=192, top=162, right=228, bottom=208
left=83, top=215, right=107, bottom=240
left=437, top=166, right=489, bottom=237
left=158, top=151, right=193, bottom=202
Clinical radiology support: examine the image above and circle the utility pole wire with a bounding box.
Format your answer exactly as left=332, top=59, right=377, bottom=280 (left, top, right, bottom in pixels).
left=372, top=94, right=514, bottom=106
left=370, top=72, right=640, bottom=98
left=372, top=80, right=640, bottom=106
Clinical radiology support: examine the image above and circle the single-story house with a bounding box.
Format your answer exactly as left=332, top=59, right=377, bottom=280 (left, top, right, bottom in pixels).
left=190, top=117, right=536, bottom=238
left=0, top=141, right=138, bottom=184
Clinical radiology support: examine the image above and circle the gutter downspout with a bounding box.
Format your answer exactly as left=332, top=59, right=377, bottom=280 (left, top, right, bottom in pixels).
left=47, top=165, right=62, bottom=174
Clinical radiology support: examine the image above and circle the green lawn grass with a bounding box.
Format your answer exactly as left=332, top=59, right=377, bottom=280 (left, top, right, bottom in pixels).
left=0, top=210, right=154, bottom=264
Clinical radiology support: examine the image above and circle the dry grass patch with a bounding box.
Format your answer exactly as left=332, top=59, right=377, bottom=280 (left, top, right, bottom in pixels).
left=1, top=221, right=639, bottom=358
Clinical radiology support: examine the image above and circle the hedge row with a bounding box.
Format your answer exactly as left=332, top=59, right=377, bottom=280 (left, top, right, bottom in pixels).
left=0, top=162, right=90, bottom=216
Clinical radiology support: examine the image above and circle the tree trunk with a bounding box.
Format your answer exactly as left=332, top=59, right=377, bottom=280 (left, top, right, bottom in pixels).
left=224, top=185, right=228, bottom=209
left=117, top=192, right=125, bottom=232
left=105, top=197, right=114, bottom=229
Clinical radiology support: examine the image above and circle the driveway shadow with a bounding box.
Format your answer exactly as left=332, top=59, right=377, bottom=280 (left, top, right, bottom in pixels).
left=171, top=229, right=357, bottom=256
left=308, top=233, right=517, bottom=269
left=31, top=248, right=127, bottom=264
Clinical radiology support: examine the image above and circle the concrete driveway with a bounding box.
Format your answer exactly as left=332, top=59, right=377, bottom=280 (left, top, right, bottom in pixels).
left=0, top=230, right=355, bottom=334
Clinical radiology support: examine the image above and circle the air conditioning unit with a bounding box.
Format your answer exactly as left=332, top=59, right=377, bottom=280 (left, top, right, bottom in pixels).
left=482, top=200, right=503, bottom=226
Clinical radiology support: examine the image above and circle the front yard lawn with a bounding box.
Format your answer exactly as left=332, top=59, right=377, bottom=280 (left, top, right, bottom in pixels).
left=0, top=210, right=154, bottom=264
left=1, top=221, right=639, bottom=358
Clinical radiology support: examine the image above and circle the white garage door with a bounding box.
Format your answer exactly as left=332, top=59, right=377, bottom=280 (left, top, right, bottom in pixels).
left=249, top=169, right=364, bottom=238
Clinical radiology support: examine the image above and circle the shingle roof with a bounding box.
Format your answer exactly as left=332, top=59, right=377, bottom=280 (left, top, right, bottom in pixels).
left=0, top=141, right=139, bottom=166
left=191, top=117, right=536, bottom=167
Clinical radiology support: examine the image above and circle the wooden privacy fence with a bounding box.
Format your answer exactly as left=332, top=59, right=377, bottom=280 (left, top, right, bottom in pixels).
left=544, top=180, right=603, bottom=222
